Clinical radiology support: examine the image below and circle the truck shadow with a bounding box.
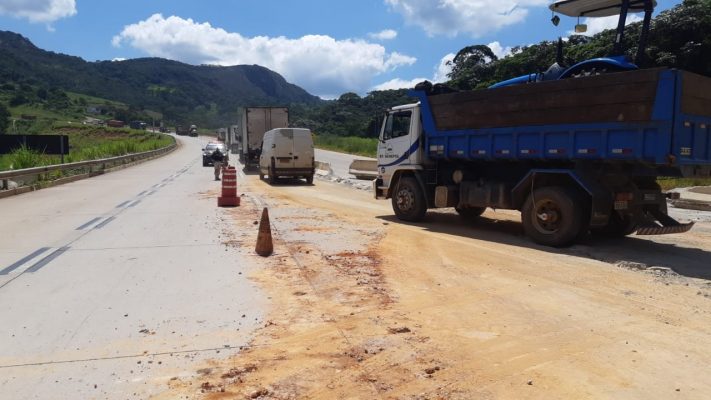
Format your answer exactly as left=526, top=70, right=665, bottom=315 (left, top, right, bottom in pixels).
left=376, top=212, right=711, bottom=281
left=263, top=178, right=314, bottom=186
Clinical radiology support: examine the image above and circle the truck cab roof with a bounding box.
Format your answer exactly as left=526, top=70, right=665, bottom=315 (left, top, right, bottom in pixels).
left=390, top=103, right=420, bottom=112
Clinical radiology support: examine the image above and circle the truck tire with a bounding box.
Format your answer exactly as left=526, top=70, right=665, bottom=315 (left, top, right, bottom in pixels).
left=392, top=176, right=427, bottom=222
left=456, top=206, right=486, bottom=220
left=268, top=168, right=276, bottom=185
left=521, top=186, right=587, bottom=247
left=306, top=175, right=314, bottom=185
left=590, top=213, right=637, bottom=237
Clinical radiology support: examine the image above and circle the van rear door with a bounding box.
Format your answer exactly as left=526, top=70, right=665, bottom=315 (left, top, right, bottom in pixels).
left=273, top=129, right=295, bottom=169
left=292, top=129, right=314, bottom=169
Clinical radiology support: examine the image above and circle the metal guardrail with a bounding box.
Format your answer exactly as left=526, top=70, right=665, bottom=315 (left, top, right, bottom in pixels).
left=0, top=142, right=177, bottom=191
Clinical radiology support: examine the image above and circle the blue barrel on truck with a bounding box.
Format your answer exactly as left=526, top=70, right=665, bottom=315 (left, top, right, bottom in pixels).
left=374, top=68, right=711, bottom=247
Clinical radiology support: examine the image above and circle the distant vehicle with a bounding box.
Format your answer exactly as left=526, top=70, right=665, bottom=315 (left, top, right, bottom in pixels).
left=238, top=107, right=289, bottom=169
left=202, top=142, right=228, bottom=167
left=159, top=126, right=167, bottom=133
left=189, top=125, right=198, bottom=137
left=106, top=120, right=125, bottom=128
left=176, top=125, right=189, bottom=136
left=259, top=128, right=314, bottom=184
left=129, top=120, right=147, bottom=130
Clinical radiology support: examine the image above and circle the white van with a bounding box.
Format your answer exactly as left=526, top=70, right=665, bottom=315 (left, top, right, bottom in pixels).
left=259, top=128, right=315, bottom=184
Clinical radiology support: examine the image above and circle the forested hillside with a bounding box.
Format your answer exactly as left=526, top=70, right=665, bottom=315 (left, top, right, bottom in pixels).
left=0, top=31, right=320, bottom=128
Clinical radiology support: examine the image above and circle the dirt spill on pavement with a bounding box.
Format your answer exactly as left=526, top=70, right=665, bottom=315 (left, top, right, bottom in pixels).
left=156, top=178, right=711, bottom=399
left=158, top=181, right=431, bottom=399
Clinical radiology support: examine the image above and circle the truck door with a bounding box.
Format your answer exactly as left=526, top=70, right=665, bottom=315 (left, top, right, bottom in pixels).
left=378, top=110, right=414, bottom=181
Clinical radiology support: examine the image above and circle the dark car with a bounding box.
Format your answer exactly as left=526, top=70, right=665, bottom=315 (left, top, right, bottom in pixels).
left=202, top=143, right=228, bottom=166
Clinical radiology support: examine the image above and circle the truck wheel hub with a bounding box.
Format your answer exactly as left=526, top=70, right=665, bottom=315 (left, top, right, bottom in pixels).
left=534, top=200, right=561, bottom=233
left=396, top=188, right=414, bottom=211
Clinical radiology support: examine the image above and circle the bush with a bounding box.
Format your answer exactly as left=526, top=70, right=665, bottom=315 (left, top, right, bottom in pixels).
left=9, top=94, right=28, bottom=107
left=9, top=145, right=44, bottom=169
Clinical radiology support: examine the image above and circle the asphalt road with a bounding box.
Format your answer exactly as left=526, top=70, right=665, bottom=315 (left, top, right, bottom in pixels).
left=0, top=136, right=265, bottom=399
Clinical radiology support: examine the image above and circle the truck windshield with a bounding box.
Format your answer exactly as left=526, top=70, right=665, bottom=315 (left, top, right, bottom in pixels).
left=383, top=111, right=412, bottom=140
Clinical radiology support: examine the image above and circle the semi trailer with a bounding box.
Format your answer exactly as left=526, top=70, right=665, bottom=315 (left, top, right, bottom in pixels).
left=237, top=107, right=289, bottom=168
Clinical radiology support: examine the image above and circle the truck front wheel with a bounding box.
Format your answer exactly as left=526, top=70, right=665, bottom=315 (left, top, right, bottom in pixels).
left=392, top=176, right=427, bottom=222
left=522, top=186, right=587, bottom=247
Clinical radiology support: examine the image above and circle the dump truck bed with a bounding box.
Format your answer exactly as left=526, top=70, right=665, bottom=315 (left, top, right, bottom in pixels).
left=414, top=68, right=711, bottom=175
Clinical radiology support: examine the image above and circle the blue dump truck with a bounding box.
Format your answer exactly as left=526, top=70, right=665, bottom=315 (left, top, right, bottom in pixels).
left=374, top=68, right=711, bottom=247
left=374, top=1, right=711, bottom=247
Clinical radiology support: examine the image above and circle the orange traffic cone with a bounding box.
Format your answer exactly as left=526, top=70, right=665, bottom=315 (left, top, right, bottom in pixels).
left=255, top=207, right=273, bottom=257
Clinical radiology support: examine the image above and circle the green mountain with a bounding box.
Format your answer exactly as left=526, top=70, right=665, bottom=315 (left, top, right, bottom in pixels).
left=0, top=30, right=321, bottom=127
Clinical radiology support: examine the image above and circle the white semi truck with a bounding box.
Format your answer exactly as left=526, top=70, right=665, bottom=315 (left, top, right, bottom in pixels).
left=237, top=107, right=289, bottom=168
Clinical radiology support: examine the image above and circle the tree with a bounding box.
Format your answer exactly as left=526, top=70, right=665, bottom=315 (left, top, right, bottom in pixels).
left=447, top=45, right=499, bottom=89
left=0, top=103, right=10, bottom=134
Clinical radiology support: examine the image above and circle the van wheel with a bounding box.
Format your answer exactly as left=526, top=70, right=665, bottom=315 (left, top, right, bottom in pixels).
left=392, top=177, right=427, bottom=222
left=521, top=186, right=587, bottom=247
left=306, top=175, right=314, bottom=184
left=268, top=168, right=276, bottom=185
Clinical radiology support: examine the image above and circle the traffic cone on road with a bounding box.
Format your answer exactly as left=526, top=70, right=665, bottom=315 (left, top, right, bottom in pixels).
left=255, top=207, right=273, bottom=257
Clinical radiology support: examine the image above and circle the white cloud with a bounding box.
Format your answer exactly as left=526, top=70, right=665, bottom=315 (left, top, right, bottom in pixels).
left=385, top=0, right=549, bottom=38
left=569, top=14, right=642, bottom=37
left=433, top=53, right=455, bottom=82
left=0, top=0, right=76, bottom=23
left=372, top=77, right=428, bottom=91
left=487, top=41, right=512, bottom=59
left=369, top=29, right=398, bottom=40
left=112, top=14, right=416, bottom=98
left=373, top=52, right=455, bottom=91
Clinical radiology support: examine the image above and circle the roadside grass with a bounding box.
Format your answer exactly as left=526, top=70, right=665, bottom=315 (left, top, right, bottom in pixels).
left=658, top=177, right=711, bottom=190
left=0, top=125, right=174, bottom=171
left=314, top=134, right=378, bottom=158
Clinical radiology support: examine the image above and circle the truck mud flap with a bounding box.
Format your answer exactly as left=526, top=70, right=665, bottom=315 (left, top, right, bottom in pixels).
left=635, top=209, right=695, bottom=235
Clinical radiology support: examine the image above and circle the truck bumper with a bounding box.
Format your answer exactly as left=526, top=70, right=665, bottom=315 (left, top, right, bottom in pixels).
left=374, top=178, right=386, bottom=199
left=272, top=168, right=314, bottom=177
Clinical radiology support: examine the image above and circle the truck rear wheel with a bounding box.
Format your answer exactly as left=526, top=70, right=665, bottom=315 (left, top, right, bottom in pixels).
left=456, top=206, right=486, bottom=220
left=522, top=186, right=587, bottom=247
left=306, top=175, right=314, bottom=184
left=392, top=176, right=427, bottom=222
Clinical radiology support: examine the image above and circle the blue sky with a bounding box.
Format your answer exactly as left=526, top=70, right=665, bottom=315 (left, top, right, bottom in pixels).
left=0, top=0, right=682, bottom=98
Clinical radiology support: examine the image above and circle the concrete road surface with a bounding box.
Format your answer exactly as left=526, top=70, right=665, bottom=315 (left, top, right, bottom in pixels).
left=0, top=136, right=265, bottom=399
left=315, top=148, right=374, bottom=179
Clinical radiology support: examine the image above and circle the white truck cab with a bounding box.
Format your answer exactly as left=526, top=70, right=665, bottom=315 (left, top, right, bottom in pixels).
left=374, top=103, right=424, bottom=200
